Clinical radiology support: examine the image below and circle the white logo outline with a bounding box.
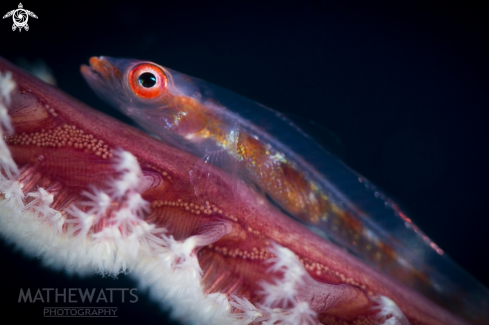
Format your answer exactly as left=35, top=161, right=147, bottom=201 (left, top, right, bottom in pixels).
left=3, top=3, right=38, bottom=32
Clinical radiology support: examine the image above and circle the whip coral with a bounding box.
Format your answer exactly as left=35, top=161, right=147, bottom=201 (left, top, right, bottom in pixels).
left=1, top=57, right=483, bottom=325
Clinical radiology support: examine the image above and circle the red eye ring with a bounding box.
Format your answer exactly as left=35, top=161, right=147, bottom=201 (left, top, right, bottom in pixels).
left=128, top=63, right=168, bottom=99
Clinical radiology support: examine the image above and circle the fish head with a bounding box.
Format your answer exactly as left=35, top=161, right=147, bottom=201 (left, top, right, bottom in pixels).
left=81, top=56, right=176, bottom=114
left=81, top=56, right=214, bottom=141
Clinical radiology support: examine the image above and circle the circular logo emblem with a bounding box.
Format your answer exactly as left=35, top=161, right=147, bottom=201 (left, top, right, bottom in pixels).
left=13, top=9, right=28, bottom=28
left=2, top=3, right=38, bottom=32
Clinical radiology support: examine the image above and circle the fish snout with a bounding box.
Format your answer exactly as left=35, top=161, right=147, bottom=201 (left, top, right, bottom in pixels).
left=80, top=56, right=122, bottom=83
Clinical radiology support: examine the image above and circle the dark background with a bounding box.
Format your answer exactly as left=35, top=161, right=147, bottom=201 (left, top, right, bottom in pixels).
left=1, top=1, right=487, bottom=324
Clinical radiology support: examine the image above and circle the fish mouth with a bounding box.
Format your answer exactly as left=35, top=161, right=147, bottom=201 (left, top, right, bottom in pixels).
left=80, top=56, right=121, bottom=85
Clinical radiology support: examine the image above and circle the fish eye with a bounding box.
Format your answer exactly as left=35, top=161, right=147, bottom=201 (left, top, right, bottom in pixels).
left=139, top=72, right=157, bottom=88
left=128, top=63, right=168, bottom=99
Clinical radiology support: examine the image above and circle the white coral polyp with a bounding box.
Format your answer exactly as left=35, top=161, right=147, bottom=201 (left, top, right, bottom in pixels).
left=252, top=243, right=319, bottom=324
left=0, top=178, right=24, bottom=210
left=256, top=303, right=319, bottom=325
left=372, top=296, right=411, bottom=325
left=0, top=70, right=15, bottom=106
left=24, top=187, right=55, bottom=217
left=230, top=295, right=264, bottom=324
left=79, top=188, right=111, bottom=216
left=0, top=70, right=18, bottom=178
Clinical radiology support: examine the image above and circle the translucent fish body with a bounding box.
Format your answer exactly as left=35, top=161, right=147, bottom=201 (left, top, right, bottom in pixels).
left=81, top=57, right=488, bottom=324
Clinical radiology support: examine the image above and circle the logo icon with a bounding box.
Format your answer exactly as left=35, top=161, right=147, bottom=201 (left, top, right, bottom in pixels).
left=3, top=3, right=37, bottom=32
